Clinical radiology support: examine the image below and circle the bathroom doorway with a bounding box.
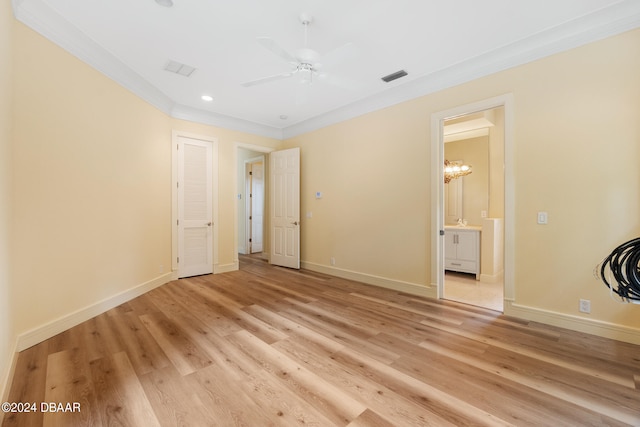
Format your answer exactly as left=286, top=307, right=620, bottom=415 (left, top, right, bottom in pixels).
left=431, top=95, right=513, bottom=312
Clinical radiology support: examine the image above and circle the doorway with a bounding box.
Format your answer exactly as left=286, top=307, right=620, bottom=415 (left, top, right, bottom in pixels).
left=237, top=145, right=271, bottom=260
left=245, top=156, right=265, bottom=254
left=431, top=95, right=514, bottom=312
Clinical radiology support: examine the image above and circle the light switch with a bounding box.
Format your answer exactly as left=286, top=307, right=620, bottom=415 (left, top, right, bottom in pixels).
left=537, top=211, right=548, bottom=224
left=315, top=191, right=322, bottom=199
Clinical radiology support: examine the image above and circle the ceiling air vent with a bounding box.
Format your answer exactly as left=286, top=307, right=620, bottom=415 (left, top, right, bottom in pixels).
left=381, top=69, right=408, bottom=83
left=164, top=60, right=196, bottom=77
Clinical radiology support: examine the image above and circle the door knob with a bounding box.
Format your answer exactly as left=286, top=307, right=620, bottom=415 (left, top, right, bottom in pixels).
left=207, top=222, right=212, bottom=226
left=292, top=221, right=299, bottom=226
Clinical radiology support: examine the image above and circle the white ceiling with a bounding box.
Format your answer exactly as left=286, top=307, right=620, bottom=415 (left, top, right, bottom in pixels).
left=12, top=0, right=640, bottom=139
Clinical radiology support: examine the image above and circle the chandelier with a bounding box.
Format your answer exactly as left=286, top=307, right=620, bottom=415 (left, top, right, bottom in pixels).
left=444, top=160, right=472, bottom=183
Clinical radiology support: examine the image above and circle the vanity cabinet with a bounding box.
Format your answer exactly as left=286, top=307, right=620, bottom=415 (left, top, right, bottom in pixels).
left=445, top=227, right=480, bottom=280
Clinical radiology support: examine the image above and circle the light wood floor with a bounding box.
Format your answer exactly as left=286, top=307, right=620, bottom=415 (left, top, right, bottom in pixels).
left=3, top=255, right=640, bottom=426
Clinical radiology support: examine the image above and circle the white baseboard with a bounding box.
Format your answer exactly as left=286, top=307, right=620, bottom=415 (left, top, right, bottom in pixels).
left=504, top=301, right=640, bottom=345
left=215, top=260, right=239, bottom=274
left=302, top=261, right=435, bottom=298
left=0, top=338, right=18, bottom=424
left=16, top=272, right=174, bottom=352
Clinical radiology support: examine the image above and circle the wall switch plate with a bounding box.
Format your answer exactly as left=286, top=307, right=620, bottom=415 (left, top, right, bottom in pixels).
left=481, top=210, right=487, bottom=218
left=537, top=211, right=548, bottom=224
left=579, top=299, right=591, bottom=313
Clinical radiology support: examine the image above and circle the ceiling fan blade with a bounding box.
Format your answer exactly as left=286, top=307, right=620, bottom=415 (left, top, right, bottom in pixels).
left=257, top=37, right=298, bottom=64
left=241, top=71, right=293, bottom=87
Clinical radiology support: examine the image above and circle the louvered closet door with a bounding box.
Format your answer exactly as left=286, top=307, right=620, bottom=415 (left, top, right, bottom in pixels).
left=178, top=137, right=213, bottom=278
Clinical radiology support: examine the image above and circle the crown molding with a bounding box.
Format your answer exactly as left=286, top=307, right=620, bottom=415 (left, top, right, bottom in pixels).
left=282, top=0, right=640, bottom=139
left=13, top=0, right=640, bottom=141
left=171, top=105, right=283, bottom=140
left=12, top=0, right=284, bottom=140
left=13, top=0, right=176, bottom=114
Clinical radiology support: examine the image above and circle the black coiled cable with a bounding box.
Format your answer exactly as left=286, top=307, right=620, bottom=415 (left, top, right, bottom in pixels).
left=597, top=237, right=640, bottom=302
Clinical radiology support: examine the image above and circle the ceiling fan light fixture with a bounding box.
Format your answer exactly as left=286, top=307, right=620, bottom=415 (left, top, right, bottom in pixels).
left=155, top=0, right=173, bottom=7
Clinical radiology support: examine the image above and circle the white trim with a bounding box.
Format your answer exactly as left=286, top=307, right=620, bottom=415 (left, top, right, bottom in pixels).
left=504, top=301, right=640, bottom=345
left=13, top=0, right=640, bottom=140
left=244, top=155, right=266, bottom=255
left=302, top=261, right=435, bottom=299
left=170, top=105, right=283, bottom=140
left=16, top=272, right=174, bottom=352
left=0, top=339, right=18, bottom=423
left=233, top=143, right=276, bottom=265
left=282, top=1, right=640, bottom=138
left=430, top=94, right=515, bottom=303
left=12, top=0, right=175, bottom=114
left=214, top=261, right=239, bottom=274
left=172, top=131, right=219, bottom=276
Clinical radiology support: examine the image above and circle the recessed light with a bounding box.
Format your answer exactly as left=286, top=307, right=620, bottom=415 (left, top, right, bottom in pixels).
left=279, top=115, right=288, bottom=120
left=201, top=95, right=213, bottom=102
left=155, top=0, right=173, bottom=7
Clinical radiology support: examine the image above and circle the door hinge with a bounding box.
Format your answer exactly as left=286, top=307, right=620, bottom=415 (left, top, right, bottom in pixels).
left=249, top=215, right=252, bottom=220
left=177, top=219, right=179, bottom=226
left=249, top=171, right=253, bottom=175
left=176, top=143, right=179, bottom=150
left=177, top=182, right=179, bottom=188
left=177, top=257, right=179, bottom=263
left=249, top=238, right=252, bottom=243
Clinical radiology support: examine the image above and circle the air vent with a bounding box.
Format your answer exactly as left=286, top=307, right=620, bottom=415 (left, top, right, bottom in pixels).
left=164, top=60, right=196, bottom=77
left=381, top=69, right=408, bottom=83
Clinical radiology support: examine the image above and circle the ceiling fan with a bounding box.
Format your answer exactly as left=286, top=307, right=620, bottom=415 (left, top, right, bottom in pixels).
left=242, top=13, right=353, bottom=88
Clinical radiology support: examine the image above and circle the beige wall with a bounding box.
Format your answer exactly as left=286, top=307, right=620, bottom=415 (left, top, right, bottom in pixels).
left=0, top=0, right=16, bottom=406
left=12, top=21, right=174, bottom=335
left=7, top=16, right=280, bottom=370
left=3, top=8, right=640, bottom=405
left=284, top=28, right=640, bottom=337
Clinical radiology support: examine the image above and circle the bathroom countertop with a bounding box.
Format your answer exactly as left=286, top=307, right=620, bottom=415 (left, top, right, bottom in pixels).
left=444, top=224, right=482, bottom=231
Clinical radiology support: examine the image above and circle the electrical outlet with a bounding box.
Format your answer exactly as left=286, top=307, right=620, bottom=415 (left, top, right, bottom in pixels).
left=579, top=299, right=591, bottom=314
left=330, top=257, right=336, bottom=266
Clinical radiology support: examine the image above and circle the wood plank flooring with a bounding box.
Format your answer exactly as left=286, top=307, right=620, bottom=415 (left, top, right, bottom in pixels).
left=3, top=255, right=640, bottom=426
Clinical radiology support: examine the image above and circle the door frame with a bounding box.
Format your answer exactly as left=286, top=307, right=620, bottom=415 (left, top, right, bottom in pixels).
left=234, top=142, right=276, bottom=265
left=172, top=130, right=219, bottom=276
left=244, top=155, right=265, bottom=254
left=430, top=94, right=515, bottom=303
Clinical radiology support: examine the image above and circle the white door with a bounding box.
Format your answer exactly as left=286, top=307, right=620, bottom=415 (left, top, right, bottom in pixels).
left=178, top=137, right=213, bottom=278
left=250, top=161, right=264, bottom=253
left=270, top=147, right=300, bottom=269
